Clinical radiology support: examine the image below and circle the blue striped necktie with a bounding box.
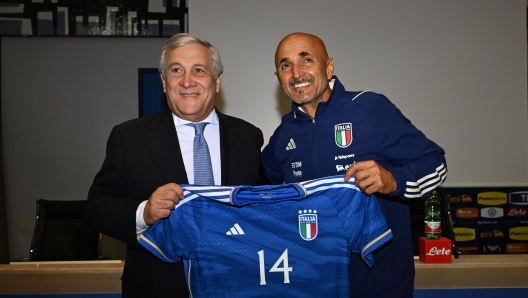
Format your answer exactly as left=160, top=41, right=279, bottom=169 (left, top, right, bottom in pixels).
left=186, top=122, right=214, bottom=185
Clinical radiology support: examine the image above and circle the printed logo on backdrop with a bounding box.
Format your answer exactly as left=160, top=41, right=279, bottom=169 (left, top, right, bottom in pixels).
left=453, top=228, right=476, bottom=242
left=510, top=227, right=528, bottom=241
left=482, top=245, right=502, bottom=253
left=457, top=243, right=479, bottom=254
left=456, top=208, right=479, bottom=219
left=509, top=192, right=528, bottom=205
left=506, top=243, right=528, bottom=253
left=506, top=207, right=528, bottom=219
left=480, top=229, right=505, bottom=239
left=480, top=207, right=504, bottom=219
left=477, top=220, right=498, bottom=225
left=334, top=123, right=352, bottom=148
left=477, top=192, right=507, bottom=206
left=450, top=194, right=473, bottom=204
left=298, top=210, right=318, bottom=241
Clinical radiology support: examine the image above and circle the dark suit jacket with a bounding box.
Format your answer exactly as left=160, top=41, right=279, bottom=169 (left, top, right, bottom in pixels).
left=84, top=108, right=267, bottom=297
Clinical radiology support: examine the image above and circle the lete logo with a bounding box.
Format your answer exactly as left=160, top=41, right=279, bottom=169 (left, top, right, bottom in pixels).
left=506, top=207, right=528, bottom=218
left=426, top=247, right=451, bottom=256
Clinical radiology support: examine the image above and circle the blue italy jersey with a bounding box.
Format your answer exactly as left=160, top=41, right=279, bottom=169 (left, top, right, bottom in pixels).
left=139, top=175, right=392, bottom=298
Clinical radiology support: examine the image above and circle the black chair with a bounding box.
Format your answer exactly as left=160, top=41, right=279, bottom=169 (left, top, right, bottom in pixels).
left=29, top=199, right=100, bottom=261
left=408, top=197, right=425, bottom=256
left=436, top=190, right=459, bottom=258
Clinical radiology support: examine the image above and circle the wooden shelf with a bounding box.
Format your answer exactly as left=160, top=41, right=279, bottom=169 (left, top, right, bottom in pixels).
left=0, top=260, right=123, bottom=294
left=1, top=256, right=527, bottom=294
left=414, top=254, right=528, bottom=288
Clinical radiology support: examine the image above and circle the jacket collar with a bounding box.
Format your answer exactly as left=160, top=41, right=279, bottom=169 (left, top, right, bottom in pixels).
left=147, top=109, right=189, bottom=184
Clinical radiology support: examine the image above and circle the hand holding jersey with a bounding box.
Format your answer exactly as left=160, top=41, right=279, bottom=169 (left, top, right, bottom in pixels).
left=344, top=160, right=397, bottom=196
left=143, top=183, right=184, bottom=226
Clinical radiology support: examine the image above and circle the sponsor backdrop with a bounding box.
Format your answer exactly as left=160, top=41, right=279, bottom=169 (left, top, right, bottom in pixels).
left=439, top=188, right=528, bottom=254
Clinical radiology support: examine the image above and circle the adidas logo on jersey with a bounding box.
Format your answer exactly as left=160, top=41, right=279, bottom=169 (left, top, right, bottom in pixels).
left=226, top=223, right=245, bottom=235
left=286, top=138, right=296, bottom=150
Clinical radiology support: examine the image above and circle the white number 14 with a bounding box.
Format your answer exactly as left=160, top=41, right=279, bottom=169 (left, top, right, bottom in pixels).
left=258, top=249, right=293, bottom=285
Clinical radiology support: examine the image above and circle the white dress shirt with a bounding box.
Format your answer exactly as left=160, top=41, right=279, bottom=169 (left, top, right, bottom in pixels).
left=136, top=109, right=221, bottom=233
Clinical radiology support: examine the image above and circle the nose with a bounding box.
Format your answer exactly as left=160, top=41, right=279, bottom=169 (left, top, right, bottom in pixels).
left=179, top=72, right=195, bottom=88
left=291, top=64, right=304, bottom=79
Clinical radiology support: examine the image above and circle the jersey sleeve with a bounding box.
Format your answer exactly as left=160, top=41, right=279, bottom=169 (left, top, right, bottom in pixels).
left=353, top=192, right=393, bottom=266
left=138, top=197, right=207, bottom=262
left=334, top=188, right=393, bottom=267
left=355, top=92, right=447, bottom=199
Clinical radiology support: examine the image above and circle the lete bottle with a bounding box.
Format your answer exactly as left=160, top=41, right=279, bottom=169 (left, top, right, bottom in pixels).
left=424, top=191, right=441, bottom=240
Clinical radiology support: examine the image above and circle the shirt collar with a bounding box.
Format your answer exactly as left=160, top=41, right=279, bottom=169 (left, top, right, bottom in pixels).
left=173, top=109, right=219, bottom=127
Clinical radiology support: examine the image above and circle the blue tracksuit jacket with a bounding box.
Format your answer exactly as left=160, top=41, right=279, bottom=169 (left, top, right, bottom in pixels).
left=262, top=76, right=447, bottom=297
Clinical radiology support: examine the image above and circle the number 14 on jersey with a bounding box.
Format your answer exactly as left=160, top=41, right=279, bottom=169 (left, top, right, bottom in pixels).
left=258, top=249, right=293, bottom=285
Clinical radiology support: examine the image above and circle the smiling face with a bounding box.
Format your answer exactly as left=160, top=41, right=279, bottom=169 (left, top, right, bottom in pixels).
left=161, top=42, right=222, bottom=122
left=274, top=33, right=334, bottom=114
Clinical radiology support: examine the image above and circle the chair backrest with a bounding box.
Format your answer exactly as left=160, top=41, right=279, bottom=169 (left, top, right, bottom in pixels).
left=408, top=197, right=425, bottom=256
left=436, top=190, right=459, bottom=258
left=29, top=199, right=100, bottom=261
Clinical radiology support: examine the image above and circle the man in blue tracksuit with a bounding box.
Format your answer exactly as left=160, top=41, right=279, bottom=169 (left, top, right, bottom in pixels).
left=262, top=32, right=447, bottom=297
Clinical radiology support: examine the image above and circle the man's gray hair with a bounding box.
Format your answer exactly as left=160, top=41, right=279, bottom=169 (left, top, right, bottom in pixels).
left=158, top=33, right=224, bottom=79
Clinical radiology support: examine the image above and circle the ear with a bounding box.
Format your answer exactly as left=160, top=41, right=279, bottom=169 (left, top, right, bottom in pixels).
left=160, top=73, right=167, bottom=93
left=326, top=57, right=335, bottom=80
left=215, top=74, right=223, bottom=93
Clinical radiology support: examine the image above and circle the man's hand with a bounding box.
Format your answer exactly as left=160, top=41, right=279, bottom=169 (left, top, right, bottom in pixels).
left=344, top=160, right=397, bottom=195
left=143, top=183, right=184, bottom=226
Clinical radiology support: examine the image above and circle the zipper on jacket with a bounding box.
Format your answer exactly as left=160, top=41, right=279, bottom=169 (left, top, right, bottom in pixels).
left=311, top=118, right=320, bottom=177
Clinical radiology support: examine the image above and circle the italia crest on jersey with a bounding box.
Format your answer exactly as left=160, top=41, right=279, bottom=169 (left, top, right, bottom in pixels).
left=335, top=123, right=352, bottom=148
left=298, top=210, right=318, bottom=241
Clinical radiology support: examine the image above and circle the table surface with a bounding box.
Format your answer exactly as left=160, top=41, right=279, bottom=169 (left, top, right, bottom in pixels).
left=414, top=254, right=528, bottom=288
left=0, top=255, right=527, bottom=294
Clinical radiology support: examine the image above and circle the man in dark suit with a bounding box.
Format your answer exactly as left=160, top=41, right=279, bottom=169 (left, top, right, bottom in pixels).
left=84, top=33, right=267, bottom=297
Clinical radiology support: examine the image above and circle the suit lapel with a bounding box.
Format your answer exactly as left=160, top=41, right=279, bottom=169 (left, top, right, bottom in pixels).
left=147, top=109, right=189, bottom=184
left=218, top=111, right=244, bottom=185
left=146, top=109, right=245, bottom=185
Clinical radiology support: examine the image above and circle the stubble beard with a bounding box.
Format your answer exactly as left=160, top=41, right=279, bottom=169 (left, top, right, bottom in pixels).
left=285, top=82, right=328, bottom=108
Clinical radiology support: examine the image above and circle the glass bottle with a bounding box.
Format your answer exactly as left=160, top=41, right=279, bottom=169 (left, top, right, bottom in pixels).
left=424, top=191, right=441, bottom=240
